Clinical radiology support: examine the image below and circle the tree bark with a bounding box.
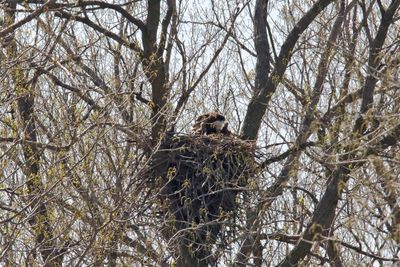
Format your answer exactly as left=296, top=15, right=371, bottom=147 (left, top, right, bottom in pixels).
left=142, top=0, right=175, bottom=145
left=240, top=0, right=335, bottom=140
left=4, top=3, right=62, bottom=266
left=278, top=2, right=400, bottom=264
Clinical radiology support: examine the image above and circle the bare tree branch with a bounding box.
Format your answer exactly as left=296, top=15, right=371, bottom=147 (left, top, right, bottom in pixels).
left=241, top=0, right=335, bottom=140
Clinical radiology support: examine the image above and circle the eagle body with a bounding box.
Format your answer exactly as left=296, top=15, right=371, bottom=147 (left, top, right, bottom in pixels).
left=192, top=112, right=230, bottom=135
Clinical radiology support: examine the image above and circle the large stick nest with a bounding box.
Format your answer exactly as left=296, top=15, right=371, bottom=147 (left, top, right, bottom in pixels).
left=149, top=133, right=257, bottom=259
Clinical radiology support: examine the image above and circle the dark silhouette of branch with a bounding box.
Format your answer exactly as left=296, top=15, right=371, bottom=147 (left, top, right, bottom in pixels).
left=54, top=10, right=142, bottom=53
left=0, top=0, right=55, bottom=37
left=278, top=0, right=400, bottom=259
left=173, top=5, right=243, bottom=117
left=75, top=1, right=146, bottom=31
left=241, top=0, right=335, bottom=140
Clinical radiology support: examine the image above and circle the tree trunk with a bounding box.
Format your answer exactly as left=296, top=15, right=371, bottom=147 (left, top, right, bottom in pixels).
left=4, top=3, right=62, bottom=266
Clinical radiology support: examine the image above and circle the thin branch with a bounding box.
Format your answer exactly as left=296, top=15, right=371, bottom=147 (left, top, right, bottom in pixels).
left=75, top=1, right=146, bottom=31
left=0, top=0, right=55, bottom=37
left=241, top=0, right=335, bottom=140
left=173, top=6, right=243, bottom=116
left=260, top=141, right=315, bottom=167
left=54, top=10, right=142, bottom=53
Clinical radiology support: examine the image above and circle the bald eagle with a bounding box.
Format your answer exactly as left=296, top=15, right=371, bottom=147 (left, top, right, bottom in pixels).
left=192, top=112, right=231, bottom=135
